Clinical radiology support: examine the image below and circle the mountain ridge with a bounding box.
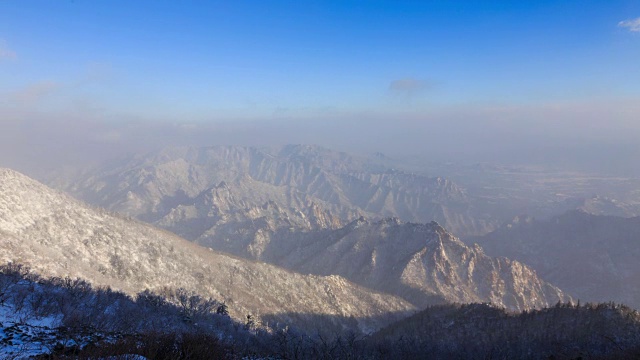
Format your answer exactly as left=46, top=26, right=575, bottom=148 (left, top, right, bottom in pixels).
left=199, top=213, right=569, bottom=310
left=0, top=167, right=415, bottom=333
left=49, top=145, right=496, bottom=238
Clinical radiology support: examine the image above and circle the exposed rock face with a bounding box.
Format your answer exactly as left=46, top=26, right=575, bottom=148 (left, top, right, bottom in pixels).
left=471, top=210, right=640, bottom=309
left=209, top=216, right=568, bottom=310
left=0, top=168, right=415, bottom=333
left=51, top=145, right=495, bottom=238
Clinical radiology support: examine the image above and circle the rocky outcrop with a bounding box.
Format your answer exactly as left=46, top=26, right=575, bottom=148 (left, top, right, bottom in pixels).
left=219, top=216, right=569, bottom=310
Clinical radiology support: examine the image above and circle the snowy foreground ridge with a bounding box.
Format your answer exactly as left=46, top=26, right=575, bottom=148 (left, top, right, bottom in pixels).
left=0, top=167, right=414, bottom=333
left=0, top=302, right=139, bottom=359
left=0, top=302, right=62, bottom=359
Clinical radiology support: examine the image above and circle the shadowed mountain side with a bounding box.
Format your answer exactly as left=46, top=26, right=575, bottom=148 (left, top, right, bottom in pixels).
left=470, top=210, right=640, bottom=309
left=260, top=310, right=422, bottom=338
left=367, top=302, right=640, bottom=359
left=0, top=168, right=415, bottom=333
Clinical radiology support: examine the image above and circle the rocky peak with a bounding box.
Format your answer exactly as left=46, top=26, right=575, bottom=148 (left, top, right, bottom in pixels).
left=347, top=216, right=370, bottom=229
left=234, top=215, right=570, bottom=311
left=376, top=217, right=403, bottom=226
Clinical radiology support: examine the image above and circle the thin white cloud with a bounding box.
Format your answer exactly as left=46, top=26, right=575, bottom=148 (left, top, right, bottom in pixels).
left=10, top=81, right=59, bottom=103
left=389, top=78, right=428, bottom=93
left=0, top=39, right=17, bottom=60
left=78, top=62, right=113, bottom=85
left=618, top=17, right=640, bottom=32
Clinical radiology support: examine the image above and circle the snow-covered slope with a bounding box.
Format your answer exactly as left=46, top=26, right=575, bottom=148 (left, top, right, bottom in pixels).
left=0, top=302, right=62, bottom=359
left=0, top=168, right=414, bottom=332
left=209, top=216, right=569, bottom=310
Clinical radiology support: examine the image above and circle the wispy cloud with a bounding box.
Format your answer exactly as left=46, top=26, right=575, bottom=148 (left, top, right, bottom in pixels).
left=0, top=39, right=17, bottom=60
left=618, top=17, right=640, bottom=32
left=78, top=62, right=113, bottom=84
left=389, top=78, right=430, bottom=96
left=10, top=81, right=59, bottom=103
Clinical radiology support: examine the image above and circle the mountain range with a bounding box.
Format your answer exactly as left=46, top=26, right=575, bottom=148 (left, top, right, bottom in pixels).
left=3, top=138, right=640, bottom=358
left=48, top=145, right=496, bottom=238
left=0, top=168, right=570, bottom=331
left=0, top=167, right=415, bottom=333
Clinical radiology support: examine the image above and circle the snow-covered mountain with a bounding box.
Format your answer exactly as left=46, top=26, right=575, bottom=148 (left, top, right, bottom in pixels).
left=0, top=168, right=415, bottom=333
left=49, top=145, right=495, bottom=238
left=37, top=143, right=568, bottom=311
left=470, top=210, right=640, bottom=309
left=203, top=216, right=568, bottom=310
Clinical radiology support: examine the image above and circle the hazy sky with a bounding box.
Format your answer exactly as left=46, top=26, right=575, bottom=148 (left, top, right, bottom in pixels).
left=1, top=1, right=639, bottom=174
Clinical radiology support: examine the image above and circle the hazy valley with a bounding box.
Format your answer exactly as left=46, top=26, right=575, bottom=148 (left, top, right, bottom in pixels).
left=469, top=210, right=640, bottom=308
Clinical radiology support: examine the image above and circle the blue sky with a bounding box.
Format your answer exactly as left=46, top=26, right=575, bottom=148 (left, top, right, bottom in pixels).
left=1, top=1, right=640, bottom=174
left=1, top=0, right=639, bottom=122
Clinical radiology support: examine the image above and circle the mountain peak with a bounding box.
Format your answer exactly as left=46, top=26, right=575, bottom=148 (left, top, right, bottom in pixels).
left=348, top=216, right=370, bottom=228
left=376, top=217, right=403, bottom=226
left=1, top=167, right=36, bottom=182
